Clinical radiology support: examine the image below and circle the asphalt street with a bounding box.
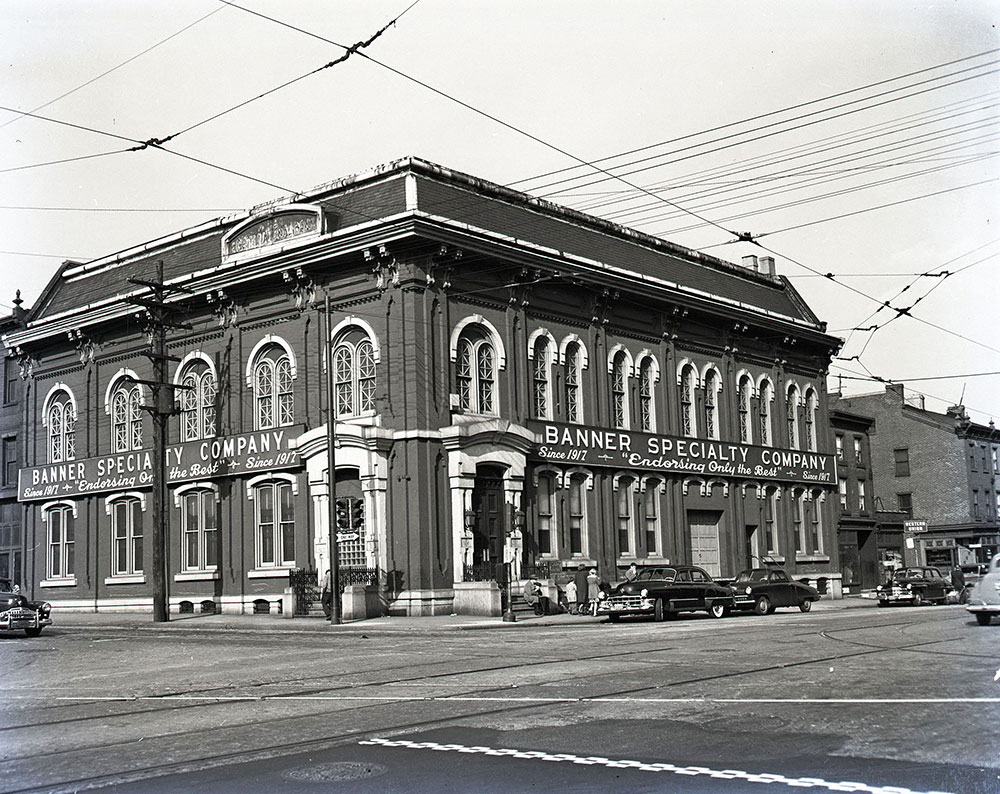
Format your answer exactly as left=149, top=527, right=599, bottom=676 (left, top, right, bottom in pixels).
left=1, top=600, right=997, bottom=794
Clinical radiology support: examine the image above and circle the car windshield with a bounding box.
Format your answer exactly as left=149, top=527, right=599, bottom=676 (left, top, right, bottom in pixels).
left=734, top=570, right=769, bottom=583
left=636, top=567, right=676, bottom=583
left=892, top=568, right=938, bottom=581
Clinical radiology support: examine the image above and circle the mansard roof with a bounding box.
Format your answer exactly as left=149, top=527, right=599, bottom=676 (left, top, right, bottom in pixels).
left=20, top=157, right=831, bottom=341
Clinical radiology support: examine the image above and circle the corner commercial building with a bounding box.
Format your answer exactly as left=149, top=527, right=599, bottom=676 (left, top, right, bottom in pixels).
left=4, top=158, right=843, bottom=616
left=835, top=385, right=1000, bottom=571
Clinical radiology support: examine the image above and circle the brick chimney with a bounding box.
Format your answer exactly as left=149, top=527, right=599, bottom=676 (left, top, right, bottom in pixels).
left=759, top=256, right=776, bottom=276
left=741, top=255, right=759, bottom=272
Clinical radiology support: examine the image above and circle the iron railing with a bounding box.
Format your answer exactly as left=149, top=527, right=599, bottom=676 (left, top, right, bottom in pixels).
left=289, top=567, right=380, bottom=616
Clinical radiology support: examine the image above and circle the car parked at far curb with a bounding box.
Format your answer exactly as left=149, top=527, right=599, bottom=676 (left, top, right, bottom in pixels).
left=0, top=579, right=52, bottom=637
left=596, top=565, right=735, bottom=622
left=729, top=568, right=820, bottom=615
left=876, top=567, right=948, bottom=607
left=966, top=553, right=1000, bottom=626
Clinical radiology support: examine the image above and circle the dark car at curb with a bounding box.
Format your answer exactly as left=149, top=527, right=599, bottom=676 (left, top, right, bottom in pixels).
left=876, top=566, right=948, bottom=607
left=596, top=565, right=735, bottom=622
left=728, top=568, right=819, bottom=615
left=0, top=579, right=52, bottom=637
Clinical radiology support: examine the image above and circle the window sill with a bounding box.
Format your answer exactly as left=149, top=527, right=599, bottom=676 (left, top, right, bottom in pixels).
left=175, top=570, right=220, bottom=582
left=763, top=555, right=785, bottom=564
left=104, top=575, right=146, bottom=585
left=40, top=577, right=77, bottom=588
left=248, top=568, right=294, bottom=579
left=795, top=554, right=831, bottom=563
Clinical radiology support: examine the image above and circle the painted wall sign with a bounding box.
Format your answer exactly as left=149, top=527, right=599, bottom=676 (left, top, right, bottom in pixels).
left=17, top=426, right=302, bottom=501
left=526, top=420, right=836, bottom=486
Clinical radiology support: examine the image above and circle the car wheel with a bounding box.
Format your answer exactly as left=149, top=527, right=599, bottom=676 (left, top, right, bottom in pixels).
left=708, top=602, right=726, bottom=619
left=754, top=596, right=772, bottom=616
left=975, top=613, right=992, bottom=626
left=654, top=598, right=666, bottom=622
left=24, top=627, right=42, bottom=637
left=877, top=599, right=888, bottom=608
left=608, top=614, right=620, bottom=623
left=798, top=599, right=813, bottom=613
left=912, top=591, right=923, bottom=607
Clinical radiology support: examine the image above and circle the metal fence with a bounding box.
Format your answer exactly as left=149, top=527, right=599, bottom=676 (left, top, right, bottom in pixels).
left=289, top=567, right=380, bottom=616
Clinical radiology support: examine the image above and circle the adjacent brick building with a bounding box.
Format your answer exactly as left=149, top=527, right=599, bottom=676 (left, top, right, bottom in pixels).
left=835, top=385, right=1000, bottom=571
left=0, top=293, right=27, bottom=588
left=3, top=158, right=843, bottom=616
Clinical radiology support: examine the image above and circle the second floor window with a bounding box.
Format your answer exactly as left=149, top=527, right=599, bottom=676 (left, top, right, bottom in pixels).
left=456, top=327, right=496, bottom=415
left=786, top=385, right=800, bottom=449
left=254, top=345, right=294, bottom=429
left=612, top=351, right=629, bottom=430
left=894, top=448, right=910, bottom=477
left=531, top=338, right=550, bottom=420
left=680, top=365, right=696, bottom=437
left=180, top=364, right=216, bottom=441
left=704, top=370, right=719, bottom=440
left=334, top=329, right=376, bottom=417
left=759, top=381, right=773, bottom=446
left=564, top=342, right=582, bottom=423
left=804, top=390, right=817, bottom=451
left=639, top=358, right=655, bottom=432
left=111, top=380, right=143, bottom=453
left=897, top=492, right=913, bottom=518
left=47, top=390, right=77, bottom=463
left=858, top=480, right=867, bottom=512
left=738, top=376, right=752, bottom=443
left=839, top=479, right=848, bottom=510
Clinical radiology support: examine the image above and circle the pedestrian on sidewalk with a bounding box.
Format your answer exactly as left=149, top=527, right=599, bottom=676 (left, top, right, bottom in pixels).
left=574, top=566, right=589, bottom=614
left=587, top=569, right=600, bottom=616
left=565, top=579, right=578, bottom=614
left=321, top=569, right=332, bottom=617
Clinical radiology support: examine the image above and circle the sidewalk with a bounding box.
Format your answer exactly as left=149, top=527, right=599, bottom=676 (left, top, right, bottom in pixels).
left=44, top=595, right=873, bottom=635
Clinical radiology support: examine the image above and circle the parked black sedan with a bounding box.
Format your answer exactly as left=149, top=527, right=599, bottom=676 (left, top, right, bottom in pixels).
left=876, top=567, right=949, bottom=607
left=596, top=565, right=734, bottom=621
left=0, top=580, right=52, bottom=637
left=729, top=568, right=820, bottom=615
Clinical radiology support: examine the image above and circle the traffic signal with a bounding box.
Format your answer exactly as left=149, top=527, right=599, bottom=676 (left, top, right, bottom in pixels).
left=335, top=498, right=350, bottom=531
left=351, top=498, right=365, bottom=529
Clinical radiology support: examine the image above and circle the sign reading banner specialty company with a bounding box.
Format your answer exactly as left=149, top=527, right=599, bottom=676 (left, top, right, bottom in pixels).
left=17, top=426, right=302, bottom=501
left=527, top=420, right=836, bottom=486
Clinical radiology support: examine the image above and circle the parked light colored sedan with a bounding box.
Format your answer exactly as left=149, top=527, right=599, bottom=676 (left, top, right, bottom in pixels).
left=965, top=553, right=1000, bottom=626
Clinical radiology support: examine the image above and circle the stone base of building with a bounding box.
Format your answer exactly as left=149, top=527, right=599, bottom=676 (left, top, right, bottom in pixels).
left=793, top=572, right=843, bottom=599
left=452, top=581, right=501, bottom=616
left=388, top=588, right=456, bottom=616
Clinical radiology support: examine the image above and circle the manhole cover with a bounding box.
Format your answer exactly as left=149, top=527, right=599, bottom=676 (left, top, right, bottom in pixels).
left=283, top=761, right=387, bottom=783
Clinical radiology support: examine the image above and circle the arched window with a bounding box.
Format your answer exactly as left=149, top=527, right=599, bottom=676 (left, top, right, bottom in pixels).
left=536, top=473, right=556, bottom=556
left=333, top=328, right=376, bottom=418
left=180, top=362, right=216, bottom=441
left=680, top=364, right=697, bottom=438
left=564, top=341, right=583, bottom=423
left=253, top=479, right=295, bottom=569
left=110, top=495, right=143, bottom=577
left=704, top=369, right=720, bottom=440
left=456, top=325, right=496, bottom=415
left=254, top=344, right=294, bottom=430
left=110, top=378, right=143, bottom=453
left=45, top=503, right=75, bottom=581
left=531, top=336, right=552, bottom=420
left=639, top=357, right=656, bottom=432
left=759, top=380, right=773, bottom=447
left=786, top=384, right=801, bottom=449
left=47, top=389, right=76, bottom=463
left=616, top=475, right=636, bottom=555
left=612, top=351, right=629, bottom=429
left=182, top=489, right=218, bottom=572
left=738, top=375, right=753, bottom=444
left=805, top=389, right=818, bottom=451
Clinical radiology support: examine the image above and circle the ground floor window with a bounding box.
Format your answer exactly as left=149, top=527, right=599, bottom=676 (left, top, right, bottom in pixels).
left=182, top=490, right=218, bottom=572
left=0, top=519, right=22, bottom=587
left=254, top=480, right=295, bottom=568
left=110, top=496, right=143, bottom=576
left=45, top=503, right=75, bottom=580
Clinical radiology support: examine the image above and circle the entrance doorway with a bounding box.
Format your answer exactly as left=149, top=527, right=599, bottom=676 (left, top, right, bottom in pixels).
left=745, top=524, right=759, bottom=568
left=470, top=466, right=505, bottom=578
left=688, top=510, right=722, bottom=577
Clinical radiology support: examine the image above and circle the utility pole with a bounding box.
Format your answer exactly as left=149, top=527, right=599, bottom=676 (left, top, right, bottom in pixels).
left=127, top=262, right=192, bottom=623
left=325, top=294, right=342, bottom=625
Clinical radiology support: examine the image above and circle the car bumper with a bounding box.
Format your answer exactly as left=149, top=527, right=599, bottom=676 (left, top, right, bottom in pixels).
left=877, top=591, right=919, bottom=603
left=596, top=596, right=655, bottom=616
left=966, top=601, right=1000, bottom=615
left=0, top=609, right=52, bottom=631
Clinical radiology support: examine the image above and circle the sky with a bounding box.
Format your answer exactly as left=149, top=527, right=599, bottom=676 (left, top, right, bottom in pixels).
left=1, top=1, right=999, bottom=421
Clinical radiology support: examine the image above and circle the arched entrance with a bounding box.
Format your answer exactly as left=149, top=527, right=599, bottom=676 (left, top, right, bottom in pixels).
left=470, top=465, right=506, bottom=578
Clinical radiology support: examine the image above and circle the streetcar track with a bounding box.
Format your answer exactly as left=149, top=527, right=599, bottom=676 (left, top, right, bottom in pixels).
left=1, top=608, right=986, bottom=793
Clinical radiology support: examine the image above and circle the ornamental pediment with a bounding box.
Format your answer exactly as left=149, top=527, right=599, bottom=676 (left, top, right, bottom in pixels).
left=222, top=204, right=325, bottom=260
